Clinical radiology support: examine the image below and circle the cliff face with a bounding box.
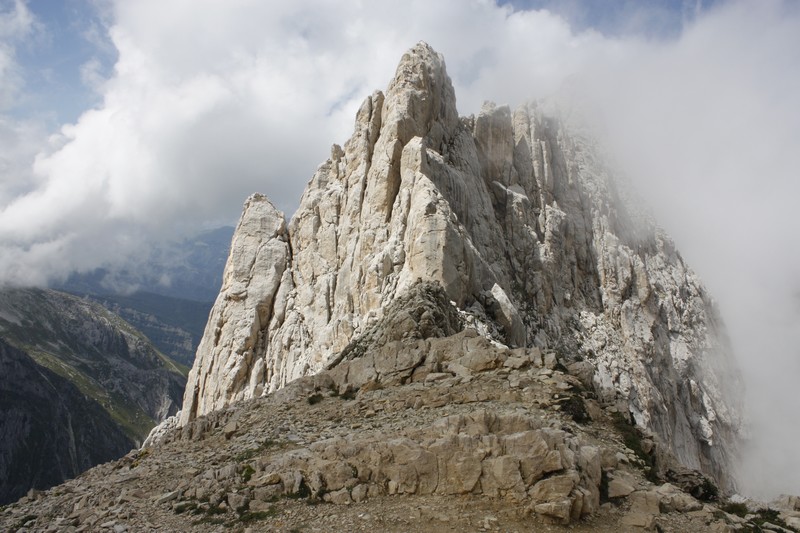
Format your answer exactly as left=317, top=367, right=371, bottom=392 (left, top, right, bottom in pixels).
left=179, top=43, right=743, bottom=489
left=0, top=339, right=133, bottom=505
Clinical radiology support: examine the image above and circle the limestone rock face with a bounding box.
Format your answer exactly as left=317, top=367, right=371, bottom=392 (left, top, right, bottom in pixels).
left=179, top=43, right=743, bottom=490
left=180, top=194, right=289, bottom=425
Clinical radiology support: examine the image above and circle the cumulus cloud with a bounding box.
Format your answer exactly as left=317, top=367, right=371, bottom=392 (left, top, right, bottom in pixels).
left=0, top=0, right=798, bottom=497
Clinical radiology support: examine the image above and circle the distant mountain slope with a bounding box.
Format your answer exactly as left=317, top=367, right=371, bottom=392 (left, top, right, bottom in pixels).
left=0, top=288, right=186, bottom=441
left=0, top=287, right=187, bottom=504
left=0, top=339, right=133, bottom=505
left=54, top=226, right=232, bottom=367
left=79, top=292, right=210, bottom=367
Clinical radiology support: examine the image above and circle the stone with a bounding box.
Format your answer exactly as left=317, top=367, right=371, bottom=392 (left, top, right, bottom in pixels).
left=656, top=483, right=702, bottom=512
left=534, top=500, right=573, bottom=525
left=456, top=352, right=499, bottom=373
left=620, top=512, right=655, bottom=529
left=629, top=490, right=661, bottom=515
left=155, top=491, right=179, bottom=505
left=223, top=421, right=238, bottom=440
left=479, top=456, right=525, bottom=498
left=281, top=471, right=304, bottom=495
left=489, top=283, right=526, bottom=347
left=253, top=485, right=282, bottom=502
left=324, top=488, right=352, bottom=505
left=227, top=492, right=249, bottom=512
left=608, top=478, right=635, bottom=499
left=785, top=516, right=800, bottom=529
left=503, top=356, right=528, bottom=370
left=248, top=500, right=273, bottom=512
left=773, top=494, right=800, bottom=512
left=709, top=521, right=735, bottom=533
left=351, top=484, right=369, bottom=503
left=529, top=473, right=577, bottom=503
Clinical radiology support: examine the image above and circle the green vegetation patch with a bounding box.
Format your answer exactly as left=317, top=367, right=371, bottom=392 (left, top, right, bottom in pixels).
left=721, top=501, right=748, bottom=517
left=240, top=464, right=255, bottom=483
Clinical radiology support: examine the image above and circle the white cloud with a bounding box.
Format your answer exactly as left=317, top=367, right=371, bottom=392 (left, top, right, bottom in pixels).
left=0, top=0, right=799, bottom=497
left=567, top=0, right=800, bottom=498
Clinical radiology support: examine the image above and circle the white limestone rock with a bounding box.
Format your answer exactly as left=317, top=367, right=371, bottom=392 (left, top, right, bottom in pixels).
left=177, top=42, right=743, bottom=492
left=179, top=194, right=289, bottom=424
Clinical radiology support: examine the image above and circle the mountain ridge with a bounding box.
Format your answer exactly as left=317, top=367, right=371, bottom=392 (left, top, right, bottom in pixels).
left=179, top=41, right=743, bottom=492
left=0, top=287, right=189, bottom=504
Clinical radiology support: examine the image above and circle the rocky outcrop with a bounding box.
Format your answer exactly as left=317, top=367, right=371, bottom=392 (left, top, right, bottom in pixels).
left=179, top=42, right=743, bottom=491
left=180, top=194, right=290, bottom=423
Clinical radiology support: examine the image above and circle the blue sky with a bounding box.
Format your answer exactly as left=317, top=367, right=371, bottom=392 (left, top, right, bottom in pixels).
left=10, top=0, right=714, bottom=126
left=5, top=0, right=114, bottom=125
left=1, top=0, right=800, bottom=497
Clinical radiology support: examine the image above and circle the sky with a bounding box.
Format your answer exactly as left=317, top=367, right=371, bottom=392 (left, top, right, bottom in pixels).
left=0, top=0, right=799, bottom=498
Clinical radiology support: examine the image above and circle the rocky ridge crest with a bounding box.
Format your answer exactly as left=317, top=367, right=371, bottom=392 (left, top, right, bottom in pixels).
left=2, top=296, right=795, bottom=530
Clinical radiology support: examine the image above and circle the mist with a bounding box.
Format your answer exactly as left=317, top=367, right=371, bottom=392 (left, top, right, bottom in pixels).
left=0, top=0, right=798, bottom=498
left=570, top=1, right=800, bottom=498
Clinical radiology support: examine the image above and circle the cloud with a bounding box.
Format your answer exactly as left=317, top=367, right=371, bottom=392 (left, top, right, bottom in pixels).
left=1, top=0, right=614, bottom=285
left=0, top=0, right=35, bottom=110
left=565, top=0, right=800, bottom=498
left=0, top=0, right=798, bottom=497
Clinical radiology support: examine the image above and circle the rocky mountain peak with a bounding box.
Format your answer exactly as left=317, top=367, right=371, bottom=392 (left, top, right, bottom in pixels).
left=175, top=43, right=743, bottom=493
left=382, top=41, right=459, bottom=148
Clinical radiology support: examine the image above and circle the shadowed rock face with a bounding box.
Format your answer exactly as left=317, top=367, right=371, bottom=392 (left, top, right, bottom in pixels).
left=0, top=339, right=133, bottom=505
left=179, top=42, right=743, bottom=490
left=0, top=287, right=187, bottom=503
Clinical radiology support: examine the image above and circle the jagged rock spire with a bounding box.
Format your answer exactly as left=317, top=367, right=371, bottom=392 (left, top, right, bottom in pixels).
left=178, top=43, right=743, bottom=491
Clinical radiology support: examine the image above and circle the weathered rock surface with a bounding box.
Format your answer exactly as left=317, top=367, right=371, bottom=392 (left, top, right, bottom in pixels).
left=180, top=194, right=289, bottom=423
left=178, top=42, right=743, bottom=492
left=1, top=307, right=790, bottom=531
